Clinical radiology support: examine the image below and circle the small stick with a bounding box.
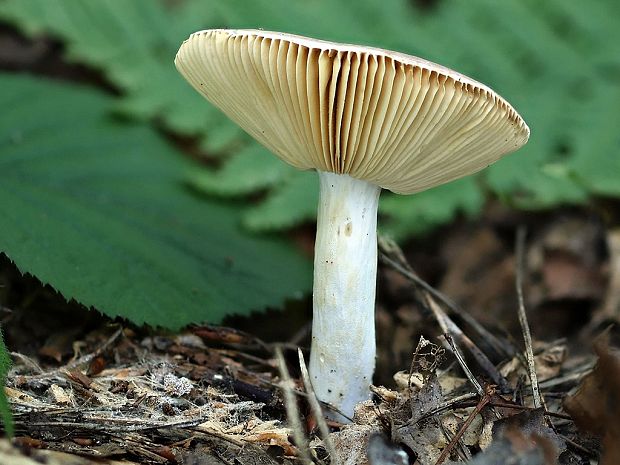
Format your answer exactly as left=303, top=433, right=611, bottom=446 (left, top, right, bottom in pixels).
left=274, top=346, right=313, bottom=464
left=379, top=238, right=512, bottom=360
left=417, top=392, right=479, bottom=420
left=439, top=421, right=470, bottom=462
left=10, top=352, right=44, bottom=374
left=558, top=433, right=598, bottom=457
left=379, top=244, right=458, bottom=308
left=484, top=401, right=571, bottom=420
left=442, top=332, right=483, bottom=396
left=64, top=326, right=124, bottom=371
left=419, top=393, right=572, bottom=422
left=425, top=293, right=507, bottom=390
left=298, top=349, right=340, bottom=465
left=289, top=323, right=311, bottom=346
left=434, top=384, right=496, bottom=465
left=538, top=361, right=595, bottom=389
left=426, top=297, right=483, bottom=397
left=514, top=227, right=542, bottom=409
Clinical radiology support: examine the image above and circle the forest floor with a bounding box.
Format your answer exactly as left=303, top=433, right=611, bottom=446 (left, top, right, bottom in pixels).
left=2, top=201, right=620, bottom=465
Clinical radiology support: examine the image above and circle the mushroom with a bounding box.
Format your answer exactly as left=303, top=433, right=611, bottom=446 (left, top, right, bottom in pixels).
left=175, top=29, right=529, bottom=421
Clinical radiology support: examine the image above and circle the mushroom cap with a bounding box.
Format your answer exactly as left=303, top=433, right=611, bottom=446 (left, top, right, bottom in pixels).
left=175, top=29, right=529, bottom=194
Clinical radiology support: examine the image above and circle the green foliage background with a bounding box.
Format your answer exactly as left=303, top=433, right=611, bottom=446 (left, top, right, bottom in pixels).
left=2, top=0, right=618, bottom=239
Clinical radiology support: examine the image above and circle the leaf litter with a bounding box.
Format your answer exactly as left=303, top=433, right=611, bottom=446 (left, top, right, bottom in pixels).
left=3, top=209, right=619, bottom=464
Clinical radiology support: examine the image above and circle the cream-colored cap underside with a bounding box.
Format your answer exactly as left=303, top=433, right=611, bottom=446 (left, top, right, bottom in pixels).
left=175, top=29, right=529, bottom=194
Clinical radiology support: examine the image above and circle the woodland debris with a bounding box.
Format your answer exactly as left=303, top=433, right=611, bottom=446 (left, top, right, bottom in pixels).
left=515, top=227, right=542, bottom=409
left=564, top=335, right=620, bottom=465
left=445, top=423, right=558, bottom=465
left=366, top=434, right=409, bottom=465
left=374, top=239, right=597, bottom=465
left=275, top=346, right=312, bottom=463
left=5, top=327, right=295, bottom=464
left=332, top=423, right=380, bottom=465
left=0, top=438, right=132, bottom=465
left=593, top=228, right=620, bottom=326
left=47, top=383, right=72, bottom=405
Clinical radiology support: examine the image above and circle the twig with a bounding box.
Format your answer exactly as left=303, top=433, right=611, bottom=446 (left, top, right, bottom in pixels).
left=419, top=392, right=572, bottom=422
left=424, top=293, right=507, bottom=390
left=298, top=349, right=339, bottom=465
left=190, top=425, right=245, bottom=447
left=418, top=392, right=479, bottom=420
left=538, top=361, right=595, bottom=389
left=434, top=384, right=496, bottom=465
left=274, top=346, right=313, bottom=464
left=289, top=323, right=311, bottom=346
left=483, top=402, right=571, bottom=420
left=65, top=326, right=124, bottom=371
left=10, top=352, right=44, bottom=374
left=379, top=245, right=458, bottom=308
left=379, top=236, right=513, bottom=388
left=439, top=421, right=471, bottom=462
left=378, top=237, right=513, bottom=360
left=442, top=332, right=483, bottom=396
left=514, top=227, right=542, bottom=409
left=17, top=415, right=211, bottom=433
left=9, top=328, right=124, bottom=386
left=423, top=290, right=485, bottom=397
left=559, top=433, right=598, bottom=457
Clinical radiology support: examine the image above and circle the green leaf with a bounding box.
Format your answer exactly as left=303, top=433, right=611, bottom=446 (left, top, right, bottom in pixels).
left=0, top=74, right=311, bottom=329
left=570, top=82, right=620, bottom=196
left=0, top=326, right=14, bottom=437
left=453, top=0, right=620, bottom=208
left=380, top=178, right=484, bottom=240
left=189, top=145, right=291, bottom=197
left=0, top=0, right=235, bottom=142
left=243, top=170, right=319, bottom=231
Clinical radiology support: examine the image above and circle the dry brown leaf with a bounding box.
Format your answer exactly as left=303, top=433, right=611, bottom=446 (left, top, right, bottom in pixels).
left=4, top=387, right=40, bottom=405
left=48, top=384, right=72, bottom=405
left=500, top=343, right=567, bottom=390
left=66, top=369, right=92, bottom=389
left=446, top=415, right=560, bottom=465
left=332, top=424, right=381, bottom=465
left=392, top=372, right=445, bottom=465
left=564, top=336, right=620, bottom=465
left=38, top=330, right=84, bottom=363
left=530, top=217, right=605, bottom=302
left=192, top=325, right=257, bottom=345
left=439, top=228, right=515, bottom=326
left=246, top=430, right=297, bottom=457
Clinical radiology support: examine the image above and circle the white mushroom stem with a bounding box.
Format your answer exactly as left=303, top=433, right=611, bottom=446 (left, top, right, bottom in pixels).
left=309, top=171, right=381, bottom=421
